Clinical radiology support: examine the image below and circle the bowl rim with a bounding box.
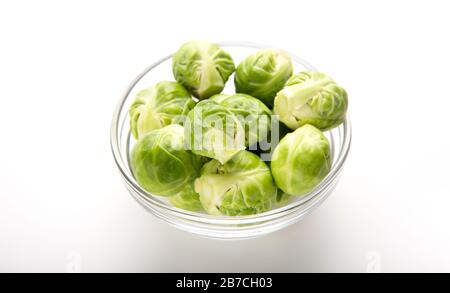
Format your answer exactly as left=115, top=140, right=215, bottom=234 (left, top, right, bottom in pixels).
left=110, top=41, right=352, bottom=225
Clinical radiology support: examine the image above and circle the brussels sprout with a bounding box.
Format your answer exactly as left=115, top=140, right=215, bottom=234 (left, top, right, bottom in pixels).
left=172, top=41, right=235, bottom=100
left=271, top=124, right=331, bottom=195
left=195, top=151, right=277, bottom=216
left=210, top=93, right=272, bottom=147
left=234, top=49, right=293, bottom=107
left=129, top=81, right=195, bottom=139
left=184, top=100, right=245, bottom=164
left=169, top=183, right=203, bottom=211
left=130, top=124, right=203, bottom=198
left=274, top=71, right=348, bottom=131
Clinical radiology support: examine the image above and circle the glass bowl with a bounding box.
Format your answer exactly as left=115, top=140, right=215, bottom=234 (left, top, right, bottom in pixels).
left=110, top=42, right=351, bottom=240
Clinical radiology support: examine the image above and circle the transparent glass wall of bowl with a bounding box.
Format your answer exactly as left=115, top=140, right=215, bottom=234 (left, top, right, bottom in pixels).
left=110, top=42, right=351, bottom=239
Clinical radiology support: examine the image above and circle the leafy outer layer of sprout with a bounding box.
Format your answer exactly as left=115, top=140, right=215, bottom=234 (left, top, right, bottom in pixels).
left=169, top=183, right=203, bottom=211
left=130, top=124, right=203, bottom=198
left=208, top=93, right=230, bottom=104
left=195, top=151, right=277, bottom=216
left=210, top=93, right=272, bottom=147
left=274, top=189, right=294, bottom=208
left=184, top=100, right=245, bottom=164
left=234, top=49, right=293, bottom=107
left=271, top=124, right=332, bottom=196
left=274, top=71, right=348, bottom=131
left=172, top=41, right=235, bottom=100
left=129, top=81, right=195, bottom=139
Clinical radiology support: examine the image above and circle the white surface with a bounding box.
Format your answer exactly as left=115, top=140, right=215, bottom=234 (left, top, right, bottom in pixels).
left=1, top=0, right=450, bottom=273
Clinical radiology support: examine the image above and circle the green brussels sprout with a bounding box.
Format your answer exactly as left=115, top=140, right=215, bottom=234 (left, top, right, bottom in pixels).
left=129, top=81, right=195, bottom=139
left=274, top=71, right=348, bottom=131
left=195, top=151, right=277, bottom=216
left=169, top=183, right=203, bottom=212
left=172, top=41, right=235, bottom=100
left=234, top=49, right=293, bottom=107
left=130, top=124, right=203, bottom=198
left=271, top=124, right=332, bottom=196
left=210, top=93, right=272, bottom=147
left=184, top=100, right=245, bottom=164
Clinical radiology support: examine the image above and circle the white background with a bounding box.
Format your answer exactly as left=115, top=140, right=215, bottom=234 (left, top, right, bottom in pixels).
left=1, top=0, right=450, bottom=272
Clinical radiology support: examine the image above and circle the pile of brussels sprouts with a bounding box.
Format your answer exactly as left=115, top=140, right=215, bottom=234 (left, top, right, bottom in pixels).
left=129, top=41, right=348, bottom=216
